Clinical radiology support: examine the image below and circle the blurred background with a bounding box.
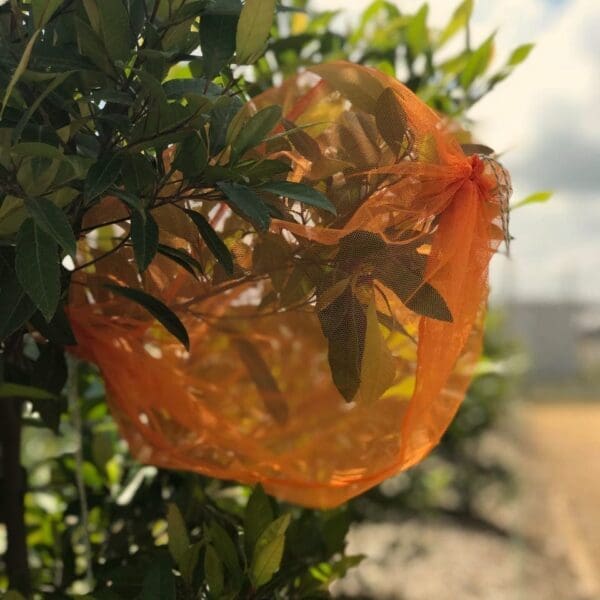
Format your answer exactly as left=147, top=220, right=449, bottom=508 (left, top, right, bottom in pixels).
left=314, top=1, right=600, bottom=598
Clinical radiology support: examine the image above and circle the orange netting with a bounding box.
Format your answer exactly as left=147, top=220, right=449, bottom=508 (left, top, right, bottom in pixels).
left=68, top=62, right=511, bottom=508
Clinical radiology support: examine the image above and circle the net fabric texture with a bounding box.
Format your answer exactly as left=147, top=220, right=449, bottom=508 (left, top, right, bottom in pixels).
left=68, top=61, right=510, bottom=508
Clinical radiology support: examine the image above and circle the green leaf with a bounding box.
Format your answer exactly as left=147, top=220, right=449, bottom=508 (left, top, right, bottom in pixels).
left=507, top=43, right=534, bottom=67
left=207, top=521, right=242, bottom=583
left=244, top=484, right=273, bottom=555
left=184, top=210, right=234, bottom=274
left=85, top=155, right=122, bottom=202
left=180, top=542, right=201, bottom=586
left=249, top=514, right=291, bottom=588
left=121, top=154, right=156, bottom=196
left=157, top=244, right=203, bottom=278
left=437, top=0, right=474, bottom=47
left=204, top=545, right=224, bottom=597
left=172, top=132, right=208, bottom=178
left=236, top=0, right=276, bottom=64
left=205, top=0, right=243, bottom=16
left=210, top=95, right=244, bottom=153
left=11, top=143, right=64, bottom=160
left=230, top=105, right=281, bottom=163
left=200, top=9, right=240, bottom=79
left=405, top=4, right=429, bottom=57
left=4, top=591, right=28, bottom=600
left=357, top=300, right=396, bottom=403
left=32, top=0, right=63, bottom=28
left=512, top=190, right=552, bottom=209
left=318, top=283, right=366, bottom=402
left=130, top=211, right=159, bottom=272
left=0, top=382, right=58, bottom=401
left=24, top=197, right=77, bottom=258
left=374, top=247, right=452, bottom=322
left=167, top=503, right=190, bottom=568
left=1, top=30, right=41, bottom=119
left=217, top=181, right=270, bottom=230
left=13, top=73, right=73, bottom=144
left=461, top=143, right=495, bottom=156
left=374, top=87, right=408, bottom=150
left=282, top=118, right=322, bottom=163
left=460, top=34, right=495, bottom=88
left=30, top=306, right=77, bottom=346
left=309, top=63, right=384, bottom=113
left=112, top=188, right=144, bottom=212
left=317, top=231, right=389, bottom=401
left=15, top=219, right=60, bottom=321
left=105, top=285, right=190, bottom=350
left=96, top=0, right=132, bottom=63
left=141, top=555, right=176, bottom=600
left=0, top=264, right=36, bottom=342
left=234, top=339, right=288, bottom=424
left=258, top=181, right=336, bottom=215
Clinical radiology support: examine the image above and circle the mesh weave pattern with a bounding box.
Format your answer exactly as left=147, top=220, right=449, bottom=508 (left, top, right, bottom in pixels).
left=68, top=62, right=510, bottom=507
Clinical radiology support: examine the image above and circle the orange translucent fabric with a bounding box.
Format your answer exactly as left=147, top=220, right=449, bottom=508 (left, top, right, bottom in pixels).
left=68, top=62, right=510, bottom=508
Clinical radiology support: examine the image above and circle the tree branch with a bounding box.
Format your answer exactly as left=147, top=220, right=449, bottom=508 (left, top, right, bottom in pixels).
left=0, top=396, right=31, bottom=595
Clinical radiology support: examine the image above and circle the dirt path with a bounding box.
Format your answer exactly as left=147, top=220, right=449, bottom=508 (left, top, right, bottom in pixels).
left=332, top=401, right=600, bottom=600
left=523, top=402, right=600, bottom=599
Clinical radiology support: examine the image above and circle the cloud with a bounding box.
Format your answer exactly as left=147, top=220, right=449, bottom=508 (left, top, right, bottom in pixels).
left=469, top=0, right=600, bottom=300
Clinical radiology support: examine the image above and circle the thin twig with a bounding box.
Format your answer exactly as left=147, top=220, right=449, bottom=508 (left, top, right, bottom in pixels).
left=66, top=355, right=95, bottom=589
left=72, top=235, right=129, bottom=272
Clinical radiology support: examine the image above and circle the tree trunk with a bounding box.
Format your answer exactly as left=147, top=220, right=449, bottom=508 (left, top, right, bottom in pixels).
left=0, top=397, right=31, bottom=595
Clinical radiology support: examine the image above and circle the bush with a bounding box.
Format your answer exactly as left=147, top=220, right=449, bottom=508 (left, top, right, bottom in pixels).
left=0, top=0, right=530, bottom=596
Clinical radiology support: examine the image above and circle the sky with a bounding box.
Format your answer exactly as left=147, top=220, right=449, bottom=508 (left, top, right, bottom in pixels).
left=317, top=0, right=600, bottom=304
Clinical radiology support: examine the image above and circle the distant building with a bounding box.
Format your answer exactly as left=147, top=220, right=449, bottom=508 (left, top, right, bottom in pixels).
left=504, top=302, right=600, bottom=383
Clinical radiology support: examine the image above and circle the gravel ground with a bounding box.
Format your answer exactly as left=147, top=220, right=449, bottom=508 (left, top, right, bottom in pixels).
left=331, top=402, right=599, bottom=600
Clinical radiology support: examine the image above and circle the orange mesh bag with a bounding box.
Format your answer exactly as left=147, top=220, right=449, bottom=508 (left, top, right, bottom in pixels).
left=68, top=61, right=511, bottom=508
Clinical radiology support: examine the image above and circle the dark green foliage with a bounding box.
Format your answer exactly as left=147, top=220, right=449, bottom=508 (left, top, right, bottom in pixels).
left=105, top=284, right=190, bottom=350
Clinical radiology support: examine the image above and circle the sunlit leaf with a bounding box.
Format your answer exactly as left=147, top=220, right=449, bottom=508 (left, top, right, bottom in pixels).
left=1, top=30, right=41, bottom=119
left=460, top=34, right=495, bottom=88
left=437, top=0, right=474, bottom=48
left=508, top=43, right=534, bottom=66
left=249, top=514, right=291, bottom=588
left=244, top=484, right=273, bottom=555
left=358, top=300, right=396, bottom=403
left=204, top=545, right=224, bottom=597
left=31, top=0, right=62, bottom=28
left=236, top=0, right=276, bottom=64
left=167, top=503, right=190, bottom=568
left=512, top=190, right=552, bottom=209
